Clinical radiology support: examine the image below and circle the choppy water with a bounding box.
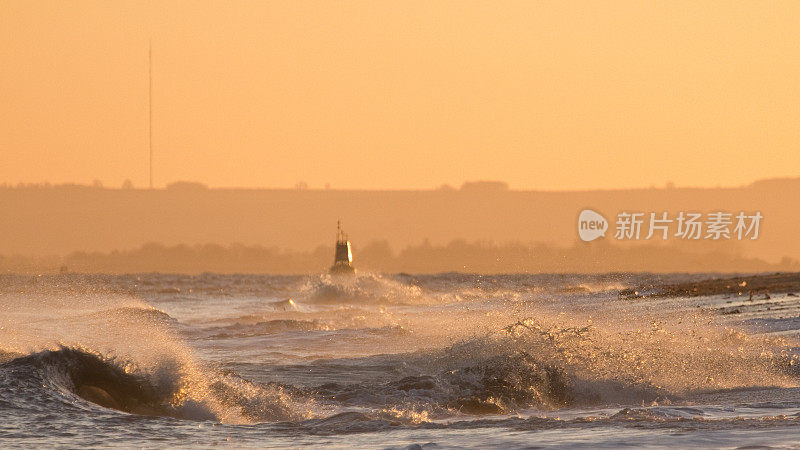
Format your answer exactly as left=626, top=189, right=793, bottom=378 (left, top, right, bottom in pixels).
left=2, top=272, right=800, bottom=448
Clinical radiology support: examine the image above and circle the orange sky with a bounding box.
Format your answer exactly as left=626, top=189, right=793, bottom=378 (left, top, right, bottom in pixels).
left=1, top=1, right=799, bottom=190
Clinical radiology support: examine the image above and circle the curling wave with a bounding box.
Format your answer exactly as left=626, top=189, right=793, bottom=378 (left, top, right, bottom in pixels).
left=0, top=346, right=314, bottom=423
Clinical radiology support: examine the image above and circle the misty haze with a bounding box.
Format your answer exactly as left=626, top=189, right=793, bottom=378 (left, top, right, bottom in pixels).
left=4, top=1, right=800, bottom=448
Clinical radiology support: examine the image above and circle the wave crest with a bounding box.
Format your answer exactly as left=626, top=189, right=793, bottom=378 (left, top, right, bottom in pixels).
left=1, top=346, right=314, bottom=423
left=300, top=273, right=425, bottom=305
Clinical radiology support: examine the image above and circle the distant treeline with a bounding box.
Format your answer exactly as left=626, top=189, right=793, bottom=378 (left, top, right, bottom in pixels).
left=1, top=240, right=796, bottom=274
left=3, top=180, right=510, bottom=191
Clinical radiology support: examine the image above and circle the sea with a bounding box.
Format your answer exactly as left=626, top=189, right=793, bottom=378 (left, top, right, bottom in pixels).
left=2, top=272, right=800, bottom=448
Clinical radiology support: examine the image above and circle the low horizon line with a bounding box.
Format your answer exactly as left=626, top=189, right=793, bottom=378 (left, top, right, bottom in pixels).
left=2, top=176, right=799, bottom=193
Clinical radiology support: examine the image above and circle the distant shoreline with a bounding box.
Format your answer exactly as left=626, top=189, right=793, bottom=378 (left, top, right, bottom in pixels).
left=4, top=176, right=797, bottom=193
left=2, top=177, right=800, bottom=268
left=2, top=240, right=797, bottom=275
left=625, top=272, right=800, bottom=298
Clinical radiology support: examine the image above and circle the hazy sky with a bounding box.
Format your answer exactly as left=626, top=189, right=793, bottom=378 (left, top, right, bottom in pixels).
left=1, top=1, right=799, bottom=190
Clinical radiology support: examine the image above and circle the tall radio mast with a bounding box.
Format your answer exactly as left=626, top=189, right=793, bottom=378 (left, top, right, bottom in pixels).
left=149, top=40, right=153, bottom=189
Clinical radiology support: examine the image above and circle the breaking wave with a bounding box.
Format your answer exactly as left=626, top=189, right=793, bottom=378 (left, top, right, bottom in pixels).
left=0, top=346, right=313, bottom=423
left=4, top=271, right=800, bottom=446
left=299, top=273, right=426, bottom=305
left=308, top=316, right=800, bottom=417
left=5, top=310, right=796, bottom=425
